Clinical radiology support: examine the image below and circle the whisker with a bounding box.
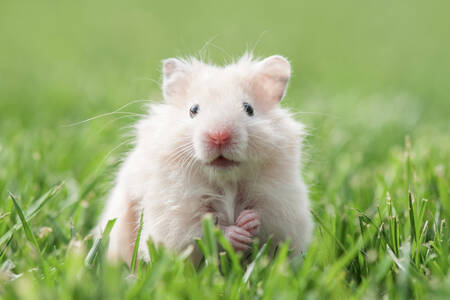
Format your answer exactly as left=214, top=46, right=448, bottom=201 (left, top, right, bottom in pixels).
left=184, top=154, right=199, bottom=179
left=62, top=99, right=151, bottom=127
left=62, top=112, right=146, bottom=127
left=93, top=137, right=135, bottom=175
left=133, top=77, right=161, bottom=87
left=167, top=149, right=192, bottom=166
left=167, top=144, right=191, bottom=156
left=97, top=115, right=143, bottom=133
left=289, top=111, right=336, bottom=118
left=166, top=143, right=194, bottom=162
left=168, top=141, right=194, bottom=153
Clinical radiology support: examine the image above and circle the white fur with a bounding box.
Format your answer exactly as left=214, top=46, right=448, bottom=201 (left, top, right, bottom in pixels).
left=97, top=54, right=314, bottom=264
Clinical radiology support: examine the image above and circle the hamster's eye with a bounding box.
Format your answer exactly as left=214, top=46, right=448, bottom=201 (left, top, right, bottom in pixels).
left=189, top=104, right=199, bottom=118
left=243, top=102, right=254, bottom=116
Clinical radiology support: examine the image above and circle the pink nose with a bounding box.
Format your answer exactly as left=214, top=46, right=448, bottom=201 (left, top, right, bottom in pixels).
left=208, top=129, right=231, bottom=146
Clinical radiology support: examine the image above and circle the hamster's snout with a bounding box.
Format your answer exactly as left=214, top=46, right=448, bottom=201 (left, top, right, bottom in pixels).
left=207, top=129, right=232, bottom=147
left=194, top=123, right=247, bottom=169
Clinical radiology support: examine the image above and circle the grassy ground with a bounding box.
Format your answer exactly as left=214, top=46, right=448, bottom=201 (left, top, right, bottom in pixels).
left=1, top=0, right=449, bottom=299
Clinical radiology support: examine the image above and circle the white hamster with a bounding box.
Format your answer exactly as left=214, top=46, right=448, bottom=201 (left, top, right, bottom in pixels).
left=97, top=54, right=313, bottom=264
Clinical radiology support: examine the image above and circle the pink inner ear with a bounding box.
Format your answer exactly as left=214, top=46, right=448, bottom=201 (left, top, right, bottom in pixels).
left=249, top=55, right=291, bottom=105
left=164, top=74, right=189, bottom=100
left=251, top=73, right=289, bottom=105
left=162, top=58, right=192, bottom=104
left=163, top=60, right=178, bottom=78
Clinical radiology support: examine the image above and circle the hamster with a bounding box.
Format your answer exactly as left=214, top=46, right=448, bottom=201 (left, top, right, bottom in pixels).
left=97, top=54, right=314, bottom=265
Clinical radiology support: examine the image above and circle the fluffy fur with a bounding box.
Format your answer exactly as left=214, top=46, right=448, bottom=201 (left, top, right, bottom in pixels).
left=97, top=54, right=313, bottom=264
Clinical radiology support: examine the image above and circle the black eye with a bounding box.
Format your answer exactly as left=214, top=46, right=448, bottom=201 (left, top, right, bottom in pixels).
left=243, top=102, right=254, bottom=116
left=189, top=104, right=199, bottom=118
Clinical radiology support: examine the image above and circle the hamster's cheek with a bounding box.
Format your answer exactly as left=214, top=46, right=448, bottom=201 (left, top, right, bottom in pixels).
left=245, top=123, right=274, bottom=162
left=221, top=130, right=249, bottom=162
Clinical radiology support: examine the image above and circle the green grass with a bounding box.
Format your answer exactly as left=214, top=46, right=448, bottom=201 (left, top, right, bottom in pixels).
left=0, top=0, right=449, bottom=299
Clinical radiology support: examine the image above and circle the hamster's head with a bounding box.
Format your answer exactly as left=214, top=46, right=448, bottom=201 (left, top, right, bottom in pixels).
left=161, top=54, right=293, bottom=181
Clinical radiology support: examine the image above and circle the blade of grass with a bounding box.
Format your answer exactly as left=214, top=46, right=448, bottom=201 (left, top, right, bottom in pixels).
left=215, top=227, right=241, bottom=273
left=126, top=251, right=170, bottom=299
left=323, top=232, right=370, bottom=286
left=85, top=218, right=116, bottom=267
left=201, top=214, right=218, bottom=266
left=243, top=236, right=272, bottom=283
left=219, top=252, right=229, bottom=275
left=147, top=238, right=159, bottom=266
left=9, top=192, right=40, bottom=252
left=409, top=191, right=418, bottom=246
left=0, top=183, right=64, bottom=247
left=311, top=209, right=346, bottom=252
left=131, top=210, right=144, bottom=273
left=8, top=192, right=54, bottom=285
left=25, top=182, right=65, bottom=219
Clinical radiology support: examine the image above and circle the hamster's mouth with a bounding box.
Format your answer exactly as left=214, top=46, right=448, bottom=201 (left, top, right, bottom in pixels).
left=208, top=155, right=240, bottom=168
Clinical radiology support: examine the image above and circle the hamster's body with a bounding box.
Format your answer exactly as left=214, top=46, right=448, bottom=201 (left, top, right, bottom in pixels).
left=98, top=54, right=313, bottom=264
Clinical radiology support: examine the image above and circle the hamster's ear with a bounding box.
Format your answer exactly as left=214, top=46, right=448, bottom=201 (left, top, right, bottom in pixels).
left=250, top=55, right=291, bottom=105
left=162, top=58, right=190, bottom=103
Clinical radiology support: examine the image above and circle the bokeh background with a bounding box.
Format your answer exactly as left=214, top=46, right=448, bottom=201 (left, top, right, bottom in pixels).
left=1, top=0, right=449, bottom=234
left=0, top=1, right=449, bottom=297
left=1, top=0, right=449, bottom=239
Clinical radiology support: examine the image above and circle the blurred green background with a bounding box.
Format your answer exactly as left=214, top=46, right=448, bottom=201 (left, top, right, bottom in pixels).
left=2, top=0, right=449, bottom=123
left=1, top=0, right=449, bottom=228
left=1, top=0, right=449, bottom=226
left=1, top=0, right=450, bottom=298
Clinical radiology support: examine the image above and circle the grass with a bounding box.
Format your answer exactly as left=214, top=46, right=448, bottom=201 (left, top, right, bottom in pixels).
left=0, top=0, right=449, bottom=299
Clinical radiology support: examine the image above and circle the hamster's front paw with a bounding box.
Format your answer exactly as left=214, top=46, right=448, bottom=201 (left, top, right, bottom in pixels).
left=236, top=209, right=260, bottom=235
left=224, top=225, right=252, bottom=252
